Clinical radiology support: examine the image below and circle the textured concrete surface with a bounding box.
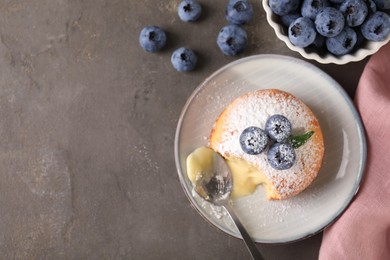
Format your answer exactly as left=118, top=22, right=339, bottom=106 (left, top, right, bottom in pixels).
left=0, top=0, right=367, bottom=259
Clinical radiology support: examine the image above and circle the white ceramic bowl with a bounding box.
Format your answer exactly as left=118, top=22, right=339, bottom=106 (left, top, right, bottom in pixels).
left=262, top=0, right=390, bottom=64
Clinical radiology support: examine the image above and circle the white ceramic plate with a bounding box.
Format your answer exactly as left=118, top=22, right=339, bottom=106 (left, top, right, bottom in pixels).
left=174, top=55, right=366, bottom=243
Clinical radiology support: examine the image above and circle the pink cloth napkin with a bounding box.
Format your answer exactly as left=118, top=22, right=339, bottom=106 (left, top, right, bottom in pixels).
left=319, top=43, right=390, bottom=259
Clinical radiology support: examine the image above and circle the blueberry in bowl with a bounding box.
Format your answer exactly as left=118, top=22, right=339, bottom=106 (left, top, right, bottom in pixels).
left=339, top=0, right=369, bottom=27
left=315, top=7, right=345, bottom=37
left=269, top=0, right=300, bottom=15
left=372, top=0, right=390, bottom=10
left=301, top=0, right=330, bottom=20
left=326, top=27, right=358, bottom=55
left=288, top=17, right=317, bottom=47
left=262, top=0, right=390, bottom=64
left=281, top=12, right=301, bottom=26
left=361, top=11, right=390, bottom=41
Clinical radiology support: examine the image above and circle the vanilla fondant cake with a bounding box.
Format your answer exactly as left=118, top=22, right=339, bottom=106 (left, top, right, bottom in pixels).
left=209, top=89, right=324, bottom=200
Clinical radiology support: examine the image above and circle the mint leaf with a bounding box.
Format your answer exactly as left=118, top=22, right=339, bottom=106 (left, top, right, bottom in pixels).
left=289, top=131, right=314, bottom=149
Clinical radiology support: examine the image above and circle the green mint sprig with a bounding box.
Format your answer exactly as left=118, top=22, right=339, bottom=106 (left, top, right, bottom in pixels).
left=289, top=131, right=315, bottom=149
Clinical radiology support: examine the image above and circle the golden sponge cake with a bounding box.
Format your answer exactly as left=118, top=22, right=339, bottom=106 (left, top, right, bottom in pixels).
left=210, top=89, right=324, bottom=200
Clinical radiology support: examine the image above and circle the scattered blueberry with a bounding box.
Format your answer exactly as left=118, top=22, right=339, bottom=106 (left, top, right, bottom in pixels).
left=288, top=17, right=317, bottom=47
left=361, top=11, right=390, bottom=41
left=217, top=24, right=248, bottom=56
left=315, top=7, right=345, bottom=37
left=225, top=0, right=254, bottom=25
left=265, top=115, right=293, bottom=143
left=269, top=0, right=300, bottom=16
left=267, top=143, right=296, bottom=170
left=171, top=47, right=197, bottom=72
left=281, top=13, right=301, bottom=27
left=372, top=0, right=390, bottom=10
left=239, top=127, right=269, bottom=155
left=301, top=0, right=330, bottom=20
left=340, top=0, right=368, bottom=27
left=139, top=26, right=167, bottom=52
left=326, top=27, right=357, bottom=55
left=178, top=0, right=202, bottom=22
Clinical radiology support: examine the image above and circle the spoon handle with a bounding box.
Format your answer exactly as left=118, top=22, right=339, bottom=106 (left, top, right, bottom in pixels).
left=224, top=203, right=265, bottom=260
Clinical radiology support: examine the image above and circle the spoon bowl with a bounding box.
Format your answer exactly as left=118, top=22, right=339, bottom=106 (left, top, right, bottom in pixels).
left=194, top=149, right=265, bottom=260
left=194, top=152, right=232, bottom=205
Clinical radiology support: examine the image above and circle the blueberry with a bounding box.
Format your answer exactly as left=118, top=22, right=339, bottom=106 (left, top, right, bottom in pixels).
left=315, top=7, right=345, bottom=37
left=301, top=0, right=330, bottom=20
left=178, top=0, right=202, bottom=22
left=267, top=143, right=296, bottom=170
left=372, top=0, right=390, bottom=10
left=281, top=13, right=301, bottom=27
left=265, top=115, right=292, bottom=143
left=340, top=0, right=368, bottom=27
left=329, top=0, right=344, bottom=4
left=288, top=17, right=317, bottom=47
left=354, top=28, right=366, bottom=49
left=171, top=47, right=197, bottom=72
left=239, top=127, right=269, bottom=155
left=139, top=26, right=167, bottom=52
left=225, top=0, right=254, bottom=25
left=364, top=0, right=378, bottom=13
left=313, top=33, right=326, bottom=48
left=217, top=25, right=248, bottom=56
left=326, top=27, right=357, bottom=55
left=361, top=11, right=390, bottom=41
left=269, top=0, right=300, bottom=16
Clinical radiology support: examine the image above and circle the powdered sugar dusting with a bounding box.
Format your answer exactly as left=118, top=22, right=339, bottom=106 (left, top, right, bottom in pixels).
left=191, top=187, right=228, bottom=220
left=211, top=89, right=323, bottom=199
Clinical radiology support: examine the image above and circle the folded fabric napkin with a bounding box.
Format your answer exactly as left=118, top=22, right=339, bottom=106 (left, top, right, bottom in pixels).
left=319, top=43, right=390, bottom=259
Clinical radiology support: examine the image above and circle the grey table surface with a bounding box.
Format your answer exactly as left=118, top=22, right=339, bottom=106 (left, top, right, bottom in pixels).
left=0, top=0, right=368, bottom=259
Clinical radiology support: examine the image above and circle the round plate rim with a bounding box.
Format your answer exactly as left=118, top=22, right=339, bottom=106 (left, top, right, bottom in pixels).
left=174, top=54, right=366, bottom=244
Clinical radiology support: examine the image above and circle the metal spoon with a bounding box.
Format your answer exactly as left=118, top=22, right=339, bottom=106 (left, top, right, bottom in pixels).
left=194, top=150, right=265, bottom=260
